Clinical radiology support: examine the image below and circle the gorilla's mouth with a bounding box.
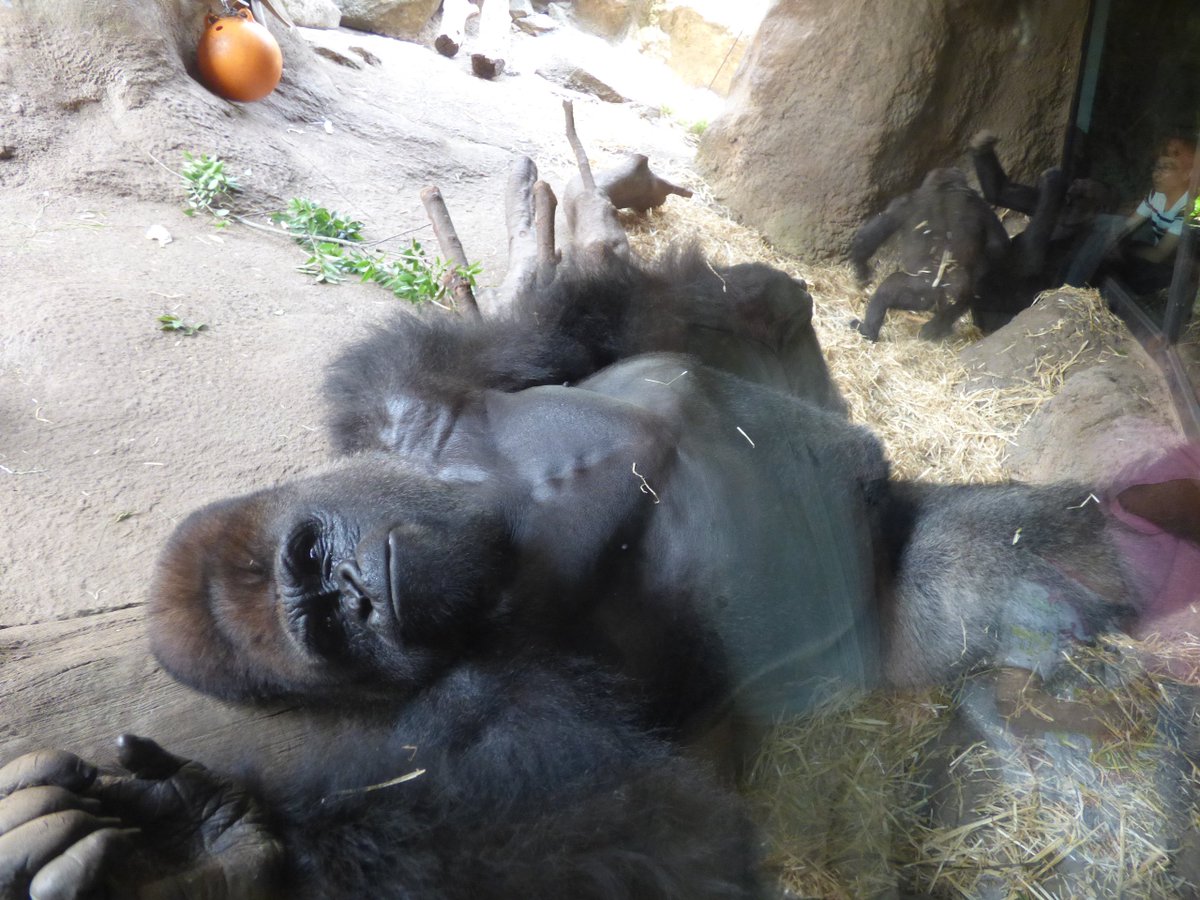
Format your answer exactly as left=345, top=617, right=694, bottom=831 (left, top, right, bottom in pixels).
left=287, top=592, right=354, bottom=658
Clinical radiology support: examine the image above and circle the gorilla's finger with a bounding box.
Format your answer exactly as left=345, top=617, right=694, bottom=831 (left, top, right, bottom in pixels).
left=0, top=810, right=120, bottom=890
left=114, top=735, right=186, bottom=781
left=28, top=827, right=136, bottom=900
left=0, top=787, right=102, bottom=836
left=0, top=752, right=96, bottom=799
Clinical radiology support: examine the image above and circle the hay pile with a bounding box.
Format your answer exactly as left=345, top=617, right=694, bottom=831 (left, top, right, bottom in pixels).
left=623, top=189, right=1105, bottom=481
left=624, top=191, right=1196, bottom=898
left=746, top=640, right=1195, bottom=899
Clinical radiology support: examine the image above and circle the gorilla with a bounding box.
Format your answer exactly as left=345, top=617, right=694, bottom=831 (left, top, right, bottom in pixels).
left=849, top=165, right=1069, bottom=340
left=0, top=247, right=1146, bottom=899
left=0, top=249, right=858, bottom=900
left=849, top=168, right=1011, bottom=341
left=149, top=249, right=881, bottom=735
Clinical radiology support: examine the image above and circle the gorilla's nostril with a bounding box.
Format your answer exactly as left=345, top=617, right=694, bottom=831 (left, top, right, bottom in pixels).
left=340, top=591, right=371, bottom=622
left=335, top=560, right=367, bottom=598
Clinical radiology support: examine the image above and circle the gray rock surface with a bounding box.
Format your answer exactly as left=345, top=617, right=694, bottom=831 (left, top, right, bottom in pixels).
left=333, top=0, right=440, bottom=39
left=280, top=0, right=342, bottom=28
left=698, top=0, right=1088, bottom=260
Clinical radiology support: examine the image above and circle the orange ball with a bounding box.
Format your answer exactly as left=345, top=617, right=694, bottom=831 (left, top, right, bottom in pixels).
left=197, top=9, right=283, bottom=103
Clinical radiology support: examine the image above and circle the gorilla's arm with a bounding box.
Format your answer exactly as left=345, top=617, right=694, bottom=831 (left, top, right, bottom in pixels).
left=0, top=660, right=762, bottom=900
left=848, top=193, right=916, bottom=285
left=326, top=250, right=843, bottom=456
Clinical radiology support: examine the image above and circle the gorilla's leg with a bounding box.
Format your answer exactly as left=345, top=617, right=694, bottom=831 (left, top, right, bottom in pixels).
left=877, top=481, right=1134, bottom=688
left=855, top=272, right=938, bottom=341
left=1009, top=167, right=1068, bottom=279
left=918, top=290, right=971, bottom=340
left=969, top=131, right=1039, bottom=214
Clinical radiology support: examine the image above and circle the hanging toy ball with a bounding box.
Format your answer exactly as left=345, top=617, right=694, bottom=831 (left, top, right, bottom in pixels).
left=196, top=8, right=283, bottom=103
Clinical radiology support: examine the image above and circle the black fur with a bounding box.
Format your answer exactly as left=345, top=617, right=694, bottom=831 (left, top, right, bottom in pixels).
left=269, top=657, right=762, bottom=899
left=849, top=168, right=1011, bottom=341
left=877, top=480, right=1136, bottom=686
left=324, top=247, right=844, bottom=456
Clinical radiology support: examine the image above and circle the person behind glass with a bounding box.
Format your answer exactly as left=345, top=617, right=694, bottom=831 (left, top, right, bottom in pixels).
left=1064, top=137, right=1196, bottom=291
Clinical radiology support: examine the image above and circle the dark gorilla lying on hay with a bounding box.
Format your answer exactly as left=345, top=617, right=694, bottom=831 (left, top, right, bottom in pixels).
left=849, top=163, right=1068, bottom=340
left=0, top=169, right=1164, bottom=897
left=0, top=249, right=866, bottom=900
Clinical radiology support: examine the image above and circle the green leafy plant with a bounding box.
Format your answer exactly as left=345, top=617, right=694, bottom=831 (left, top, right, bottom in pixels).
left=180, top=152, right=240, bottom=226
left=279, top=198, right=481, bottom=306
left=271, top=199, right=365, bottom=243
left=172, top=161, right=482, bottom=308
left=158, top=313, right=208, bottom=336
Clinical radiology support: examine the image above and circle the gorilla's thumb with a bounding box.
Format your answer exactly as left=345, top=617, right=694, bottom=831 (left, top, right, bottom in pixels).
left=114, top=735, right=186, bottom=780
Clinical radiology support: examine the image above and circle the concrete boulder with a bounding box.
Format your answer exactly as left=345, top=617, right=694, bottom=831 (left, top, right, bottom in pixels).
left=697, top=0, right=1088, bottom=260
left=333, top=0, right=440, bottom=39
left=280, top=0, right=342, bottom=28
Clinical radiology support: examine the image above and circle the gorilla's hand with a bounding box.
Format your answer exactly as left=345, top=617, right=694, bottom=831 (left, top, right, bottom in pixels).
left=851, top=256, right=873, bottom=287
left=0, top=748, right=128, bottom=899
left=0, top=737, right=284, bottom=900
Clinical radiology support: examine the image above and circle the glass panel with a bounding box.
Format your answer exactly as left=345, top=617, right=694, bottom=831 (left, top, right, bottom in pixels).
left=1072, top=0, right=1200, bottom=330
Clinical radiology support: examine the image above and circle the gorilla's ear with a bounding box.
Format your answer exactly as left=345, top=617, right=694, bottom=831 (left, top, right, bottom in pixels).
left=482, top=385, right=678, bottom=583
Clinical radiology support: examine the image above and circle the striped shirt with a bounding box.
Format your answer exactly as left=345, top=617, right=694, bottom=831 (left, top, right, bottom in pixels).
left=1135, top=190, right=1189, bottom=240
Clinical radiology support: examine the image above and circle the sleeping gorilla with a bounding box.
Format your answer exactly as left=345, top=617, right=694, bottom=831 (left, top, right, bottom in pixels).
left=0, top=248, right=1142, bottom=898
left=147, top=249, right=882, bottom=737
left=0, top=249, right=864, bottom=899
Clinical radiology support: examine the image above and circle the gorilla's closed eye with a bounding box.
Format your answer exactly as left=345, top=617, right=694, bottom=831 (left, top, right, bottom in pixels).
left=282, top=521, right=333, bottom=588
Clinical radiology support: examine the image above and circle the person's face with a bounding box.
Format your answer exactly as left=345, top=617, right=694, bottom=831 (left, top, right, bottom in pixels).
left=1152, top=155, right=1191, bottom=196
left=1163, top=138, right=1194, bottom=162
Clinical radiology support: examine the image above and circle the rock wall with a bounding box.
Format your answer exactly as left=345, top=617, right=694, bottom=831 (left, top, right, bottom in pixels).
left=698, top=0, right=1090, bottom=260
left=333, top=0, right=440, bottom=39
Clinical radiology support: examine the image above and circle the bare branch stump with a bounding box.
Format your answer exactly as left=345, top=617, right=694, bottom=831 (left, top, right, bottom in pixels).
left=419, top=186, right=481, bottom=319
left=534, top=180, right=559, bottom=287
left=561, top=100, right=629, bottom=263
left=470, top=0, right=510, bottom=79
left=496, top=156, right=540, bottom=308
left=435, top=0, right=474, bottom=58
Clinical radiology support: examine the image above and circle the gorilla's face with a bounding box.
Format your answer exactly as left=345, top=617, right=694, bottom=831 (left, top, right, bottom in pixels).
left=148, top=455, right=514, bottom=702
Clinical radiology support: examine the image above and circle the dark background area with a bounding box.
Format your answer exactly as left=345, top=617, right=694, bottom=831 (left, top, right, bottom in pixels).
left=1073, top=0, right=1200, bottom=206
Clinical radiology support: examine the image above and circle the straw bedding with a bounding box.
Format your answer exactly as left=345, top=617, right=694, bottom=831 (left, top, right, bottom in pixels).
left=621, top=189, right=1196, bottom=899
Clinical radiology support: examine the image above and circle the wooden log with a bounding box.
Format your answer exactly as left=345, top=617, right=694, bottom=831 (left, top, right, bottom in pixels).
left=0, top=607, right=362, bottom=770
left=419, top=185, right=481, bottom=319
left=534, top=180, right=559, bottom=287
left=494, top=157, right=541, bottom=311
left=435, top=0, right=474, bottom=58
left=471, top=0, right=510, bottom=78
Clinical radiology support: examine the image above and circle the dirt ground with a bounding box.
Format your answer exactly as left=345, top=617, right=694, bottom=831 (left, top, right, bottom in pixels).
left=0, top=24, right=707, bottom=629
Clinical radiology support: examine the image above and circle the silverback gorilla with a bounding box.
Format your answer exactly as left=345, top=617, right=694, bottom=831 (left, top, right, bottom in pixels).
left=0, top=248, right=1141, bottom=899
